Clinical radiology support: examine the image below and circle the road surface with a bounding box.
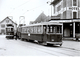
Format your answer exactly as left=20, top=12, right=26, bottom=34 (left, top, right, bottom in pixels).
left=0, top=35, right=80, bottom=56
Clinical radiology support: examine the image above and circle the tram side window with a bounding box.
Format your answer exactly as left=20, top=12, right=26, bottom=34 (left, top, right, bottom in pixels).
left=53, top=26, right=56, bottom=33
left=22, top=28, right=24, bottom=33
left=43, top=26, right=47, bottom=34
left=24, top=28, right=27, bottom=33
left=31, top=27, right=34, bottom=33
left=57, top=26, right=60, bottom=33
left=27, top=28, right=29, bottom=33
left=29, top=27, right=31, bottom=33
left=28, top=27, right=31, bottom=33
left=36, top=26, right=37, bottom=33
left=30, top=27, right=33, bottom=33
left=33, top=26, right=37, bottom=33
left=56, top=26, right=62, bottom=33
left=47, top=26, right=49, bottom=33
left=37, top=26, right=41, bottom=33
left=50, top=26, right=53, bottom=33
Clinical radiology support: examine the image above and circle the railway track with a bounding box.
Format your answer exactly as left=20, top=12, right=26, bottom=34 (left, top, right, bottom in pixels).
left=16, top=40, right=80, bottom=56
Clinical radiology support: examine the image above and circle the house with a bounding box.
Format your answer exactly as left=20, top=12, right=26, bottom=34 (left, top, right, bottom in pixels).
left=0, top=17, right=17, bottom=35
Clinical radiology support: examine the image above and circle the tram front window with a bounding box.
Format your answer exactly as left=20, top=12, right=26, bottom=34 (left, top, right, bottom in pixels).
left=47, top=25, right=62, bottom=33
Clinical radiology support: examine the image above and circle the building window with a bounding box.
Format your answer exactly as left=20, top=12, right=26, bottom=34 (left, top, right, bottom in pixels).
left=1, top=24, right=5, bottom=28
left=73, top=0, right=77, bottom=6
left=6, top=28, right=11, bottom=32
left=6, top=20, right=9, bottom=23
left=1, top=29, right=5, bottom=33
left=73, top=12, right=77, bottom=19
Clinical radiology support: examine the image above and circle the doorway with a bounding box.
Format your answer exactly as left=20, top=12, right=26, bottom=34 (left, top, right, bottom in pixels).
left=63, top=23, right=73, bottom=37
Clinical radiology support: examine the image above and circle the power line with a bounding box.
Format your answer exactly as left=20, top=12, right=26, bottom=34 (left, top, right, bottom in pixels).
left=23, top=3, right=47, bottom=14
left=9, top=0, right=32, bottom=14
left=9, top=1, right=49, bottom=15
left=14, top=0, right=32, bottom=9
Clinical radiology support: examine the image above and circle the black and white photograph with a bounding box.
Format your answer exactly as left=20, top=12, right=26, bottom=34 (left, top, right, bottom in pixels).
left=0, top=0, right=80, bottom=56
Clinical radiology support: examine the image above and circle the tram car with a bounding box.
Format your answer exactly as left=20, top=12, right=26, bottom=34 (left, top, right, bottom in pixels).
left=17, top=22, right=63, bottom=46
left=6, top=24, right=14, bottom=39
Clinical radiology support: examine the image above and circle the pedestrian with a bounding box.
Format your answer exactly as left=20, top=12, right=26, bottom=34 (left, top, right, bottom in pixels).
left=14, top=33, right=17, bottom=40
left=16, top=33, right=17, bottom=40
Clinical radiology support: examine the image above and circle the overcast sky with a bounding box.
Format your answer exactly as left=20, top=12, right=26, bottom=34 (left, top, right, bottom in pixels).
left=0, top=0, right=53, bottom=25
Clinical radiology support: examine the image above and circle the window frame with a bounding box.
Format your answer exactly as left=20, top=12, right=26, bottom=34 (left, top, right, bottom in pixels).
left=1, top=24, right=5, bottom=28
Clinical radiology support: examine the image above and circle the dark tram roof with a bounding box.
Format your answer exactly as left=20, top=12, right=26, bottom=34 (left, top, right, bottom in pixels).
left=22, top=22, right=62, bottom=27
left=51, top=0, right=62, bottom=5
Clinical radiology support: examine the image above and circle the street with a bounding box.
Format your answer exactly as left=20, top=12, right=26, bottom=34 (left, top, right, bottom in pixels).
left=0, top=35, right=80, bottom=56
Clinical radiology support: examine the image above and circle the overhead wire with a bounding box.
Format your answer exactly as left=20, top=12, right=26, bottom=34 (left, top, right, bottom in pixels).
left=9, top=0, right=32, bottom=14
left=14, top=0, right=32, bottom=9
left=9, top=1, right=49, bottom=15
left=23, top=3, right=48, bottom=14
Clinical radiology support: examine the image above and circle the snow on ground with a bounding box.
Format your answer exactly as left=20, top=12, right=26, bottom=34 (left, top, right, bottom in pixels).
left=0, top=35, right=53, bottom=56
left=0, top=35, right=80, bottom=56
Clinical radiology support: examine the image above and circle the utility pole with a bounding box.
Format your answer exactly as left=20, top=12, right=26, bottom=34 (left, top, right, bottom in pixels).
left=47, top=0, right=53, bottom=18
left=51, top=0, right=52, bottom=16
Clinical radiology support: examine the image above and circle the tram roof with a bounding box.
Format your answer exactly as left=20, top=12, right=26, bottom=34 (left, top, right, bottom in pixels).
left=21, top=22, right=62, bottom=28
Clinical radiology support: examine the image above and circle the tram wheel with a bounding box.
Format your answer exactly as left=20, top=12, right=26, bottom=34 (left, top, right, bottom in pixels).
left=60, top=44, right=62, bottom=46
left=42, top=42, right=47, bottom=46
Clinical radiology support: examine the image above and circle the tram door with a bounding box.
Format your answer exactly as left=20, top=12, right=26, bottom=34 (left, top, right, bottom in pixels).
left=43, top=25, right=47, bottom=41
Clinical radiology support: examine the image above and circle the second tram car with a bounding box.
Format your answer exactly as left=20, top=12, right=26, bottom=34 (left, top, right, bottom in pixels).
left=17, top=22, right=63, bottom=46
left=6, top=24, right=14, bottom=39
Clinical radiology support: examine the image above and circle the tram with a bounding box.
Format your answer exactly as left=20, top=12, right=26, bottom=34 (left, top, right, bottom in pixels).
left=17, top=22, right=63, bottom=46
left=6, top=24, right=14, bottom=39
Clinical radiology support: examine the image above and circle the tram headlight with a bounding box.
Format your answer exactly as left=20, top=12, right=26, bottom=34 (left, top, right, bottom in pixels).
left=52, top=39, right=54, bottom=41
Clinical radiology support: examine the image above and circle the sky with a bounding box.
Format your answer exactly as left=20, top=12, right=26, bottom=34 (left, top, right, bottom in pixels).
left=0, top=0, right=53, bottom=25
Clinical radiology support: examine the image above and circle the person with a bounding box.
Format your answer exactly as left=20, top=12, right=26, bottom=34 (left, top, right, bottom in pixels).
left=76, top=38, right=78, bottom=41
left=14, top=33, right=17, bottom=40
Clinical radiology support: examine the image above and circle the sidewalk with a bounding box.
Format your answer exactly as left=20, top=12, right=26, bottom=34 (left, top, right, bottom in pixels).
left=62, top=40, right=80, bottom=51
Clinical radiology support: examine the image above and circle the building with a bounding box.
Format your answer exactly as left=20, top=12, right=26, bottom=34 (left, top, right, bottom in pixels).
left=0, top=17, right=17, bottom=35
left=30, top=13, right=51, bottom=24
left=50, top=0, right=80, bottom=38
